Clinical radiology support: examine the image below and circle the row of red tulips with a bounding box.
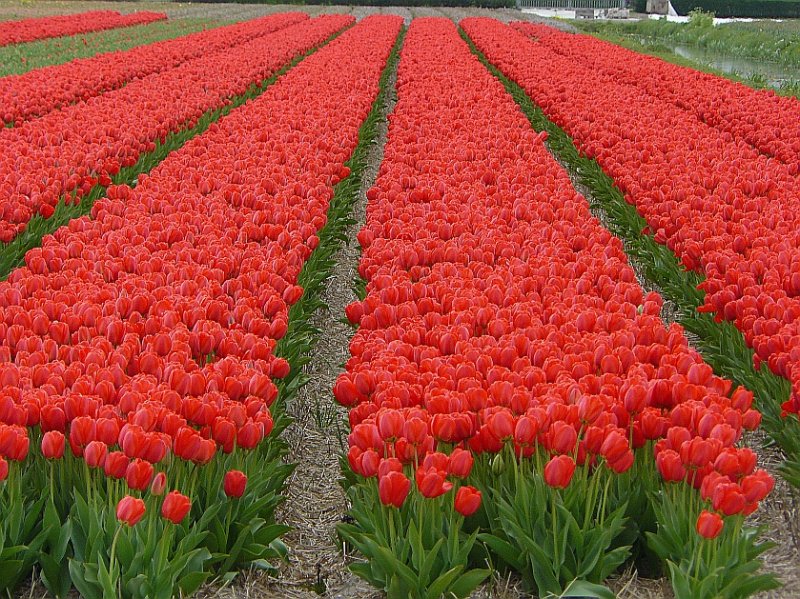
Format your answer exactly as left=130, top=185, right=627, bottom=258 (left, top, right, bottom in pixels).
left=511, top=22, right=800, bottom=170
left=0, top=12, right=308, bottom=126
left=0, top=14, right=402, bottom=598
left=463, top=19, right=800, bottom=435
left=336, top=16, right=776, bottom=599
left=0, top=10, right=166, bottom=47
left=0, top=14, right=353, bottom=245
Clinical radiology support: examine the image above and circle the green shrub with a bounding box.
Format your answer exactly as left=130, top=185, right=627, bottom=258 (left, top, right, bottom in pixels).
left=672, top=0, right=800, bottom=18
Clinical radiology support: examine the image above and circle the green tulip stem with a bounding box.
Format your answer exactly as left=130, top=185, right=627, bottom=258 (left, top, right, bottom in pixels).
left=108, top=525, right=123, bottom=581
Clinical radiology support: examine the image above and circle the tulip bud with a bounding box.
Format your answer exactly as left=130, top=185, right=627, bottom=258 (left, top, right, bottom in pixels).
left=696, top=510, right=723, bottom=539
left=224, top=470, right=248, bottom=499
left=378, top=471, right=411, bottom=508
left=41, top=430, right=65, bottom=459
left=117, top=496, right=146, bottom=527
left=543, top=455, right=576, bottom=489
left=83, top=441, right=107, bottom=469
left=150, top=472, right=167, bottom=496
left=447, top=448, right=473, bottom=479
left=454, top=486, right=482, bottom=517
left=161, top=491, right=191, bottom=524
left=491, top=453, right=505, bottom=476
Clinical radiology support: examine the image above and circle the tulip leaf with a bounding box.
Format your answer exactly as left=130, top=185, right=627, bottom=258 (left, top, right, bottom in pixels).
left=477, top=533, right=524, bottom=571
left=560, top=579, right=616, bottom=599
left=417, top=537, right=444, bottom=589
left=68, top=559, right=102, bottom=599
left=177, top=571, right=210, bottom=596
left=425, top=565, right=463, bottom=599
left=447, top=568, right=491, bottom=598
left=0, top=561, right=23, bottom=591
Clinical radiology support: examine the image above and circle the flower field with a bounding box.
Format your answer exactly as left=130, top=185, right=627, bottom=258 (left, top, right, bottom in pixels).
left=0, top=12, right=308, bottom=126
left=0, top=10, right=166, bottom=47
left=462, top=18, right=800, bottom=488
left=0, top=5, right=798, bottom=599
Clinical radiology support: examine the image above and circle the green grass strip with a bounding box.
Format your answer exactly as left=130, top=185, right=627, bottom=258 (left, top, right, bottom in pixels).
left=0, top=23, right=354, bottom=283
left=0, top=18, right=228, bottom=77
left=575, top=18, right=800, bottom=72
left=574, top=29, right=800, bottom=99
left=460, top=27, right=800, bottom=487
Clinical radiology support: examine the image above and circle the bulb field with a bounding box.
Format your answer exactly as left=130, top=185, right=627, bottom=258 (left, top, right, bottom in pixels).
left=0, top=4, right=798, bottom=599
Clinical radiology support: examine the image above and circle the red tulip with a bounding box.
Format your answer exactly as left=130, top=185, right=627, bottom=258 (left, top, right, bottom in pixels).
left=104, top=451, right=130, bottom=479
left=41, top=430, right=65, bottom=459
left=150, top=472, right=167, bottom=496
left=161, top=491, right=191, bottom=524
left=550, top=421, right=578, bottom=455
left=454, top=486, right=482, bottom=517
left=224, top=470, right=248, bottom=498
left=712, top=482, right=747, bottom=516
left=543, top=455, right=576, bottom=489
left=447, top=448, right=473, bottom=479
left=416, top=467, right=453, bottom=498
left=656, top=449, right=686, bottom=482
left=83, top=441, right=107, bottom=469
left=696, top=510, right=723, bottom=539
left=236, top=421, right=263, bottom=450
left=125, top=459, right=154, bottom=491
left=0, top=456, right=7, bottom=482
left=116, top=496, right=146, bottom=527
left=741, top=470, right=774, bottom=503
left=486, top=411, right=514, bottom=441
left=378, top=471, right=411, bottom=508
left=378, top=457, right=403, bottom=479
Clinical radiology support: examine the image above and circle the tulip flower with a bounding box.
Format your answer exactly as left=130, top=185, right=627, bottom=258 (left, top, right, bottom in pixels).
left=544, top=455, right=576, bottom=489
left=377, top=458, right=403, bottom=479
left=116, top=496, right=146, bottom=527
left=83, top=441, right=108, bottom=469
left=223, top=470, right=247, bottom=499
left=0, top=15, right=355, bottom=243
left=447, top=448, right=473, bottom=479
left=41, top=430, right=65, bottom=460
left=378, top=471, right=411, bottom=508
left=454, top=486, right=482, bottom=517
left=696, top=510, right=724, bottom=539
left=125, top=459, right=154, bottom=491
left=150, top=472, right=167, bottom=496
left=416, top=466, right=454, bottom=499
left=656, top=450, right=686, bottom=483
left=464, top=16, right=800, bottom=433
left=104, top=452, right=130, bottom=479
left=0, top=12, right=166, bottom=50
left=161, top=491, right=191, bottom=524
left=712, top=482, right=747, bottom=516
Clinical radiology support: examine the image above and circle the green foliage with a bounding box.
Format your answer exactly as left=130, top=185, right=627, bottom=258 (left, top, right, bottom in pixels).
left=474, top=448, right=641, bottom=597
left=647, top=488, right=778, bottom=599
left=687, top=8, right=714, bottom=28
left=68, top=494, right=214, bottom=599
left=339, top=483, right=490, bottom=599
left=576, top=15, right=800, bottom=70
left=672, top=0, right=800, bottom=18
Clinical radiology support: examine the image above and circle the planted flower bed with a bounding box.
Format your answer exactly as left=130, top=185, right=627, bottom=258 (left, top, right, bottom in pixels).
left=336, top=17, right=776, bottom=599
left=0, top=14, right=401, bottom=597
